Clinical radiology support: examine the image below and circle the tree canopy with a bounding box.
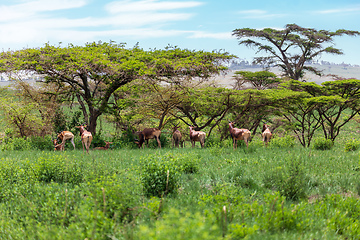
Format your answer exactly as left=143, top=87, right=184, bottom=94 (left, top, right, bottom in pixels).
left=232, top=24, right=360, bottom=80
left=0, top=42, right=233, bottom=134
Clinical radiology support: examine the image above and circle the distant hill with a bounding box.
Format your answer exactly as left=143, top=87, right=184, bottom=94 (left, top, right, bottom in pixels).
left=214, top=60, right=360, bottom=88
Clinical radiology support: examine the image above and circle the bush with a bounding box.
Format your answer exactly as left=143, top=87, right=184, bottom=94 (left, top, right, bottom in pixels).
left=313, top=137, right=334, bottom=150
left=263, top=158, right=307, bottom=201
left=344, top=139, right=360, bottom=152
left=141, top=153, right=183, bottom=197
left=33, top=153, right=83, bottom=184
left=136, top=208, right=222, bottom=240
left=269, top=135, right=295, bottom=148
left=84, top=173, right=142, bottom=222
left=29, top=135, right=54, bottom=150
left=0, top=137, right=32, bottom=151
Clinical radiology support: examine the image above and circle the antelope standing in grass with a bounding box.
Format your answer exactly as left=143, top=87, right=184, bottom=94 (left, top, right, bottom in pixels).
left=262, top=123, right=272, bottom=147
left=135, top=128, right=161, bottom=149
left=228, top=121, right=251, bottom=149
left=56, top=131, right=75, bottom=150
left=172, top=124, right=183, bottom=148
left=94, top=141, right=113, bottom=150
left=188, top=126, right=206, bottom=148
left=76, top=125, right=93, bottom=153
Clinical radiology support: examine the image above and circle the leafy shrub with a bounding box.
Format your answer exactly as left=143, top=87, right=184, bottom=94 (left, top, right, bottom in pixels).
left=84, top=173, right=142, bottom=222
left=29, top=135, right=54, bottom=150
left=325, top=194, right=360, bottom=238
left=263, top=158, right=307, bottom=201
left=0, top=158, right=37, bottom=201
left=0, top=137, right=32, bottom=151
left=175, top=154, right=199, bottom=174
left=313, top=137, right=334, bottom=150
left=141, top=153, right=182, bottom=197
left=344, top=139, right=360, bottom=152
left=269, top=135, right=295, bottom=148
left=229, top=192, right=311, bottom=238
left=136, top=208, right=222, bottom=240
left=33, top=153, right=83, bottom=184
left=205, top=136, right=232, bottom=148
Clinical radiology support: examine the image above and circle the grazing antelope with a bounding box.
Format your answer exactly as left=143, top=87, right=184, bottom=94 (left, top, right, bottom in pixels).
left=76, top=125, right=93, bottom=153
left=135, top=128, right=161, bottom=149
left=262, top=123, right=272, bottom=147
left=57, top=131, right=75, bottom=150
left=52, top=138, right=64, bottom=151
left=172, top=124, right=183, bottom=148
left=94, top=141, right=113, bottom=150
left=188, top=126, right=206, bottom=148
left=228, top=121, right=251, bottom=149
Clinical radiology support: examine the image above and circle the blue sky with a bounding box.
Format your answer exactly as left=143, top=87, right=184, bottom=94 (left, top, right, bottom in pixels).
left=1, top=0, right=359, bottom=64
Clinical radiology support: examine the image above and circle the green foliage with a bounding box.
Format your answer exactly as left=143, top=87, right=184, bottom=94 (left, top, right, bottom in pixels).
left=136, top=208, right=222, bottom=240
left=233, top=70, right=280, bottom=90
left=229, top=192, right=312, bottom=238
left=141, top=152, right=199, bottom=197
left=0, top=136, right=32, bottom=151
left=28, top=135, right=54, bottom=150
left=344, top=139, right=360, bottom=152
left=263, top=158, right=307, bottom=201
left=84, top=173, right=142, bottom=222
left=33, top=153, right=83, bottom=184
left=269, top=135, right=295, bottom=148
left=313, top=137, right=334, bottom=150
left=141, top=153, right=181, bottom=198
left=325, top=194, right=360, bottom=238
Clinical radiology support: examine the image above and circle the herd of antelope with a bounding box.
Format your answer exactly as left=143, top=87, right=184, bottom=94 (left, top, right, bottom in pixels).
left=53, top=122, right=272, bottom=153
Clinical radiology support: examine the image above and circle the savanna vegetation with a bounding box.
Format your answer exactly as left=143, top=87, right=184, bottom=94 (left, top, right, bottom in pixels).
left=0, top=24, right=360, bottom=239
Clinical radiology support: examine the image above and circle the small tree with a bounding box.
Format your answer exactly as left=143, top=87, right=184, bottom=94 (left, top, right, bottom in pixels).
left=232, top=24, right=359, bottom=80
left=232, top=71, right=280, bottom=90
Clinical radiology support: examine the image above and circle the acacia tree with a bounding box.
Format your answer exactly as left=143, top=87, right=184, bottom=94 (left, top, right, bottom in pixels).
left=283, top=79, right=360, bottom=143
left=232, top=71, right=280, bottom=90
left=232, top=24, right=359, bottom=80
left=1, top=42, right=232, bottom=134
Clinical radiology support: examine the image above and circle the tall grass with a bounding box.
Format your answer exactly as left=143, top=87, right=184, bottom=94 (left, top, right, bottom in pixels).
left=0, top=142, right=359, bottom=239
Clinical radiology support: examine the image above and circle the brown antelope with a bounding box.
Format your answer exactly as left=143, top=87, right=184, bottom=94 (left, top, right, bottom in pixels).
left=52, top=138, right=64, bottom=151
left=135, top=128, right=161, bottom=149
left=172, top=124, right=183, bottom=148
left=76, top=125, right=93, bottom=153
left=56, top=131, right=75, bottom=150
left=262, top=123, right=272, bottom=147
left=228, top=121, right=251, bottom=149
left=188, top=126, right=206, bottom=148
left=94, top=141, right=113, bottom=150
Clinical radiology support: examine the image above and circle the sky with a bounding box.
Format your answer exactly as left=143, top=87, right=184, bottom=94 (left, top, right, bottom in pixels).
left=0, top=0, right=359, bottom=65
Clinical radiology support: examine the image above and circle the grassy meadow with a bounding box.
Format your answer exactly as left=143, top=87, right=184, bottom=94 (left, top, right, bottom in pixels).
left=1, top=131, right=360, bottom=239
left=2, top=82, right=360, bottom=239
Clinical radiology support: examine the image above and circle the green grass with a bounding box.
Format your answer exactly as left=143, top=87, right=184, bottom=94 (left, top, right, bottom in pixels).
left=0, top=142, right=360, bottom=239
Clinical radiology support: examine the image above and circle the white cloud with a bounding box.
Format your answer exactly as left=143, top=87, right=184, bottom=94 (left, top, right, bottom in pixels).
left=188, top=31, right=232, bottom=40
left=105, top=0, right=204, bottom=13
left=0, top=0, right=230, bottom=49
left=0, top=0, right=87, bottom=22
left=237, top=9, right=286, bottom=19
left=315, top=5, right=360, bottom=14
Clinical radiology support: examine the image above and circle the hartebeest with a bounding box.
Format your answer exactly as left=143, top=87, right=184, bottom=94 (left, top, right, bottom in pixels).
left=56, top=131, right=75, bottom=150
left=135, top=128, right=161, bottom=149
left=94, top=141, right=113, bottom=150
left=228, top=121, right=251, bottom=149
left=262, top=123, right=272, bottom=147
left=52, top=138, right=64, bottom=151
left=188, top=126, right=206, bottom=148
left=172, top=124, right=183, bottom=148
left=76, top=125, right=93, bottom=153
